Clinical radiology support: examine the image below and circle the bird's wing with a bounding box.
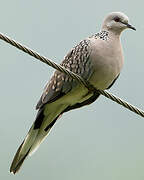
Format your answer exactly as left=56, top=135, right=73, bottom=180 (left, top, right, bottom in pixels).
left=36, top=39, right=95, bottom=110
left=10, top=39, right=96, bottom=174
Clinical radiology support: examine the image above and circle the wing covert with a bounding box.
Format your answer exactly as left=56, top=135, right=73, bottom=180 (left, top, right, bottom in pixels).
left=36, top=39, right=93, bottom=109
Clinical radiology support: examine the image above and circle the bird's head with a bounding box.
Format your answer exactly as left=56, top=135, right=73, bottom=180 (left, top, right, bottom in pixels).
left=101, top=12, right=136, bottom=34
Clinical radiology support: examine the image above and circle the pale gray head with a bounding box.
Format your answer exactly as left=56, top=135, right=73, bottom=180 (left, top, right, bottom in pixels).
left=101, top=12, right=136, bottom=34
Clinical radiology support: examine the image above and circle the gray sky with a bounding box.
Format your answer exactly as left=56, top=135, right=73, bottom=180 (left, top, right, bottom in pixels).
left=0, top=0, right=144, bottom=179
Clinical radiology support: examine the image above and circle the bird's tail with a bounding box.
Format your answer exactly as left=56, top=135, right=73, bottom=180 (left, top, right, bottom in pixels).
left=10, top=123, right=39, bottom=174
left=10, top=104, right=65, bottom=174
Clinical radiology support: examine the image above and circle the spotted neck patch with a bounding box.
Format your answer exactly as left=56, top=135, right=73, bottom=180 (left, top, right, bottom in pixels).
left=90, top=30, right=109, bottom=41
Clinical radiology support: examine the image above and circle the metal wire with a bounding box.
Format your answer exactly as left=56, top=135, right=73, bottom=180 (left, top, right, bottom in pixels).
left=0, top=32, right=144, bottom=118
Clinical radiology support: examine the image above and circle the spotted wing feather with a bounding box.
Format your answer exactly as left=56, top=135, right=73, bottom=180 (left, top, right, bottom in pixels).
left=36, top=39, right=93, bottom=109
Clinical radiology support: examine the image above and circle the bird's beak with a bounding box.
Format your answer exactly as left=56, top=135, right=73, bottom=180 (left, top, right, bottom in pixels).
left=126, top=23, right=136, bottom=31
left=121, top=22, right=136, bottom=31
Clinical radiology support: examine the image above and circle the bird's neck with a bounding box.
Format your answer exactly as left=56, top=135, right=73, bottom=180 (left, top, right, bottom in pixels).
left=101, top=29, right=122, bottom=42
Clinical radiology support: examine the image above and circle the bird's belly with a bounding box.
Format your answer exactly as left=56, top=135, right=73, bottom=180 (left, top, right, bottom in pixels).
left=91, top=72, right=116, bottom=89
left=90, top=59, right=121, bottom=90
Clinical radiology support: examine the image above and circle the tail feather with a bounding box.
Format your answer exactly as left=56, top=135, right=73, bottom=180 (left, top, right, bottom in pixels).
left=29, top=117, right=58, bottom=156
left=10, top=104, right=65, bottom=174
left=10, top=125, right=39, bottom=174
left=10, top=142, right=30, bottom=174
left=10, top=142, right=24, bottom=174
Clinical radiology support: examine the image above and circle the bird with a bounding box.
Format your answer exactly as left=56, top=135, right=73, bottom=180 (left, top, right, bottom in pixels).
left=10, top=12, right=136, bottom=174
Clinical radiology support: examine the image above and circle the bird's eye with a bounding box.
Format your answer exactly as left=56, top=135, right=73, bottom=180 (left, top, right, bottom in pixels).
left=114, top=17, right=120, bottom=22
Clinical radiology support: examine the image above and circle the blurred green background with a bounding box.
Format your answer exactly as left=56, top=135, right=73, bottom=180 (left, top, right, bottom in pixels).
left=0, top=0, right=144, bottom=179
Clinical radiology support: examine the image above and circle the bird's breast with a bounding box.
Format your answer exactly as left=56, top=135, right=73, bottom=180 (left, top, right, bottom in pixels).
left=89, top=38, right=124, bottom=89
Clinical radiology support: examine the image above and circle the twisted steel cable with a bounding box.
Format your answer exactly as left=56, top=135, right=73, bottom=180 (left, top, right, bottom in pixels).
left=0, top=32, right=144, bottom=118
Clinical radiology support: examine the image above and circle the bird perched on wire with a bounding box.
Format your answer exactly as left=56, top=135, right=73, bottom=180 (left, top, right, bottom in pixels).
left=10, top=12, right=136, bottom=174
